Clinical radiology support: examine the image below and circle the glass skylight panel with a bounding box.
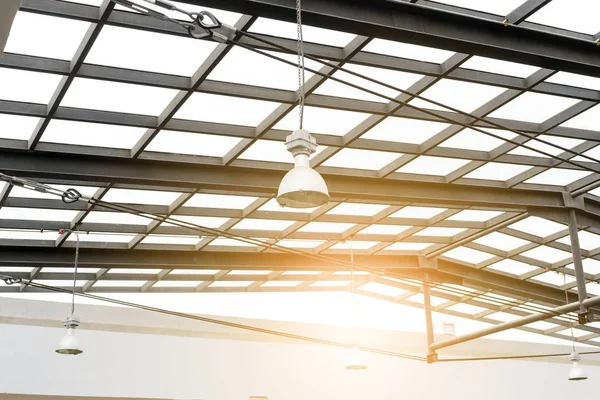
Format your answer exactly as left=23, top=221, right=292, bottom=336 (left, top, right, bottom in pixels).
left=391, top=206, right=447, bottom=219
left=430, top=0, right=525, bottom=15
left=62, top=78, right=178, bottom=116
left=107, top=268, right=163, bottom=274
left=395, top=156, right=470, bottom=176
left=0, top=229, right=59, bottom=241
left=276, top=239, right=325, bottom=249
left=249, top=18, right=354, bottom=47
left=485, top=259, right=539, bottom=276
left=560, top=104, right=600, bottom=131
left=83, top=211, right=150, bottom=225
left=530, top=271, right=575, bottom=287
left=170, top=269, right=220, bottom=275
left=363, top=40, right=454, bottom=64
left=330, top=241, right=379, bottom=250
left=586, top=282, right=600, bottom=296
left=66, top=233, right=137, bottom=243
left=520, top=246, right=572, bottom=264
left=327, top=203, right=388, bottom=216
left=489, top=93, right=579, bottom=123
left=460, top=56, right=539, bottom=78
left=359, top=224, right=411, bottom=235
left=103, top=188, right=182, bottom=205
left=439, top=128, right=517, bottom=152
left=184, top=193, right=257, bottom=209
left=208, top=48, right=317, bottom=90
left=258, top=199, right=317, bottom=213
left=383, top=242, right=433, bottom=251
left=409, top=79, right=506, bottom=113
left=41, top=120, right=146, bottom=149
left=86, top=25, right=217, bottom=76
left=508, top=135, right=584, bottom=158
left=447, top=210, right=503, bottom=222
left=361, top=117, right=449, bottom=144
left=0, top=266, right=34, bottom=273
left=161, top=216, right=229, bottom=229
left=509, top=216, right=566, bottom=238
left=5, top=12, right=90, bottom=61
left=93, top=281, right=146, bottom=287
left=146, top=131, right=242, bottom=157
left=209, top=281, right=254, bottom=288
left=486, top=312, right=521, bottom=323
left=176, top=93, right=279, bottom=126
left=228, top=270, right=272, bottom=275
left=527, top=0, right=600, bottom=35
left=474, top=232, right=530, bottom=252
left=261, top=281, right=302, bottom=288
left=63, top=0, right=103, bottom=5
left=141, top=235, right=201, bottom=245
left=0, top=114, right=40, bottom=140
left=298, top=222, right=355, bottom=233
left=321, top=148, right=400, bottom=170
left=359, top=282, right=406, bottom=297
left=414, top=227, right=466, bottom=237
left=274, top=106, right=370, bottom=136
left=314, top=64, right=423, bottom=103
left=463, top=162, right=531, bottom=181
left=546, top=72, right=600, bottom=91
left=208, top=238, right=258, bottom=247
left=310, top=281, right=350, bottom=288
left=239, top=140, right=297, bottom=163
left=0, top=68, right=62, bottom=104
left=0, top=207, right=78, bottom=222
left=577, top=259, right=600, bottom=275
left=233, top=219, right=294, bottom=231
left=525, top=321, right=559, bottom=331
left=442, top=246, right=496, bottom=264
left=445, top=303, right=487, bottom=315
left=558, top=231, right=600, bottom=251
left=153, top=281, right=203, bottom=288
left=524, top=169, right=592, bottom=186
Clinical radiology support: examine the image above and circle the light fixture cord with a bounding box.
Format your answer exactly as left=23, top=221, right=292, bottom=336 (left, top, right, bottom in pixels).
left=563, top=269, right=576, bottom=352
left=71, top=230, right=80, bottom=316
left=296, top=0, right=305, bottom=129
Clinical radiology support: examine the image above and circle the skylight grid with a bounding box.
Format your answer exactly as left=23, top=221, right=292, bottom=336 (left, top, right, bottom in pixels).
left=274, top=106, right=370, bottom=136
left=361, top=117, right=449, bottom=145
left=409, top=79, right=506, bottom=113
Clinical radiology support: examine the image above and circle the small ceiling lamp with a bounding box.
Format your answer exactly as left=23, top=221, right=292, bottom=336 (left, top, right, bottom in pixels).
left=276, top=0, right=329, bottom=209
left=277, top=129, right=329, bottom=208
left=56, top=315, right=82, bottom=355
left=569, top=352, right=587, bottom=381
left=345, top=345, right=367, bottom=371
left=56, top=229, right=83, bottom=355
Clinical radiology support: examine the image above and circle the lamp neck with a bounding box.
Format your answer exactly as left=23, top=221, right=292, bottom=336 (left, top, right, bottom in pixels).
left=294, top=154, right=310, bottom=167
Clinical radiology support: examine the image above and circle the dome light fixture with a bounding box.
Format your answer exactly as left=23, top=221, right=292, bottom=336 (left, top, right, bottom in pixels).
left=345, top=346, right=367, bottom=370
left=277, top=129, right=329, bottom=208
left=56, top=315, right=82, bottom=355
left=56, top=229, right=83, bottom=356
left=568, top=352, right=587, bottom=381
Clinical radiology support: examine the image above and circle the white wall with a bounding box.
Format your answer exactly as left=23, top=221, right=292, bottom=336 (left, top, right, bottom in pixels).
left=0, top=323, right=595, bottom=400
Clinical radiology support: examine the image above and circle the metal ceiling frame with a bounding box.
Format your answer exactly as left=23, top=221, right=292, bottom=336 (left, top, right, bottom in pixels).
left=2, top=0, right=600, bottom=355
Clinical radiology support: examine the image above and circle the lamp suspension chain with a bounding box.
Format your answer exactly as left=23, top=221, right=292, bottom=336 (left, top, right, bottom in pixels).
left=296, top=0, right=305, bottom=129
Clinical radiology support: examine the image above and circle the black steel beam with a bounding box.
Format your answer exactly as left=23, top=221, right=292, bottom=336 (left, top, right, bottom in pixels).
left=0, top=149, right=571, bottom=209
left=187, top=0, right=600, bottom=76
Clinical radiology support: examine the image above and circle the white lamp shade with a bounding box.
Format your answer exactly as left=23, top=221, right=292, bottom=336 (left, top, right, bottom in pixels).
left=56, top=328, right=82, bottom=355
left=345, top=346, right=367, bottom=370
left=569, top=362, right=587, bottom=381
left=277, top=165, right=329, bottom=208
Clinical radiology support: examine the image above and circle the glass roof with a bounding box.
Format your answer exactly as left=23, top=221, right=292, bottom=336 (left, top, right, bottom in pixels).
left=2, top=0, right=600, bottom=349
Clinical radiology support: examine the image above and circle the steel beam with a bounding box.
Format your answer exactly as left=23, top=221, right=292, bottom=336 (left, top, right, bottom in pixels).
left=0, top=149, right=574, bottom=210
left=568, top=209, right=589, bottom=317
left=187, top=0, right=600, bottom=76
left=430, top=293, right=600, bottom=352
